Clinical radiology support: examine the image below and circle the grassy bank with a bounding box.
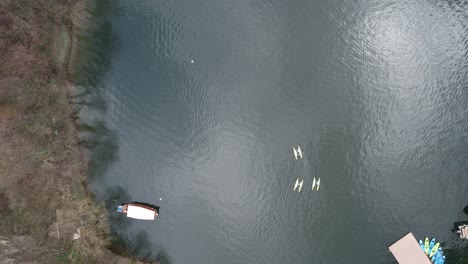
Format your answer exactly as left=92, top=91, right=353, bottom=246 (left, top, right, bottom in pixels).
left=0, top=1, right=144, bottom=263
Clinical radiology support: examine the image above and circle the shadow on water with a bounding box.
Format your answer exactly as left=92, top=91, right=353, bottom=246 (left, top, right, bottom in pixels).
left=72, top=0, right=120, bottom=88
left=70, top=0, right=124, bottom=181
left=77, top=120, right=119, bottom=179
left=70, top=1, right=171, bottom=262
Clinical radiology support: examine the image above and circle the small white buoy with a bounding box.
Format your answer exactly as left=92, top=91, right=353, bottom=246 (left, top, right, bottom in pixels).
left=159, top=198, right=162, bottom=201
left=190, top=60, right=194, bottom=63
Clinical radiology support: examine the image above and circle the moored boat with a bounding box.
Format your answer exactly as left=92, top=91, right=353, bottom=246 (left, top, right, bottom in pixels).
left=117, top=202, right=159, bottom=220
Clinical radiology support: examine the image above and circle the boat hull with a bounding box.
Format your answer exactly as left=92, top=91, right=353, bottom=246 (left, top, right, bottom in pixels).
left=118, top=203, right=159, bottom=220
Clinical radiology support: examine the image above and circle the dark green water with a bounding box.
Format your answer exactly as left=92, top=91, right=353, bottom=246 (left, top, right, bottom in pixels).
left=75, top=0, right=468, bottom=263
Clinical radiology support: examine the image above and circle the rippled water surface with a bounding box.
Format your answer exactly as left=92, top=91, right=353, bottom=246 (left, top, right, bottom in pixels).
left=78, top=0, right=468, bottom=263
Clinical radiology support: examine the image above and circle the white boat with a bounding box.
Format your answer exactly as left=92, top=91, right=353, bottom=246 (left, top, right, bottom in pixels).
left=458, top=225, right=468, bottom=239
left=117, top=203, right=159, bottom=220
left=293, top=178, right=303, bottom=192
left=293, top=146, right=303, bottom=160
left=316, top=178, right=321, bottom=191
left=312, top=177, right=316, bottom=190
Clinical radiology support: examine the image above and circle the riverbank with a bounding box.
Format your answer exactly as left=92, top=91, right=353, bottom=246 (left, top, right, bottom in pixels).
left=0, top=1, right=143, bottom=263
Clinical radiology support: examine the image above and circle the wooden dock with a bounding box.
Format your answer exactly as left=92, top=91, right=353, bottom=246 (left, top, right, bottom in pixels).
left=458, top=225, right=468, bottom=239
left=388, top=232, right=432, bottom=264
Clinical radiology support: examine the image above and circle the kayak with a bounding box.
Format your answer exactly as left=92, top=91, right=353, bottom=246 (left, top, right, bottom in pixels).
left=435, top=255, right=445, bottom=264
left=316, top=178, right=321, bottom=191
left=435, top=249, right=445, bottom=264
left=432, top=248, right=442, bottom=263
left=427, top=238, right=436, bottom=255
left=424, top=237, right=429, bottom=255
left=429, top=242, right=440, bottom=258
left=312, top=177, right=316, bottom=190
left=419, top=239, right=424, bottom=251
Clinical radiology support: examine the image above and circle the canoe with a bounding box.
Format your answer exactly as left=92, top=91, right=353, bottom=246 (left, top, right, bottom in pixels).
left=316, top=178, right=321, bottom=191
left=117, top=203, right=159, bottom=220
left=424, top=237, right=429, bottom=255
left=312, top=177, right=316, bottom=190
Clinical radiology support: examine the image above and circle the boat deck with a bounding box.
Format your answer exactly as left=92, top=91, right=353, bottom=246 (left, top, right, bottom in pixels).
left=388, top=232, right=432, bottom=264
left=459, top=225, right=468, bottom=239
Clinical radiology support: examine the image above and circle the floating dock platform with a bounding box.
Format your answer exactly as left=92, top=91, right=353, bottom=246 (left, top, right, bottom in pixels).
left=458, top=224, right=468, bottom=239
left=388, top=232, right=432, bottom=264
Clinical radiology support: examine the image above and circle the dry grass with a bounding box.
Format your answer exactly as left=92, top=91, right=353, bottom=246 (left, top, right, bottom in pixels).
left=0, top=1, right=144, bottom=263
left=53, top=199, right=111, bottom=263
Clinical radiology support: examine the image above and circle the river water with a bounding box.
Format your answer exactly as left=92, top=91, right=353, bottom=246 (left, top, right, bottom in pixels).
left=75, top=0, right=468, bottom=263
